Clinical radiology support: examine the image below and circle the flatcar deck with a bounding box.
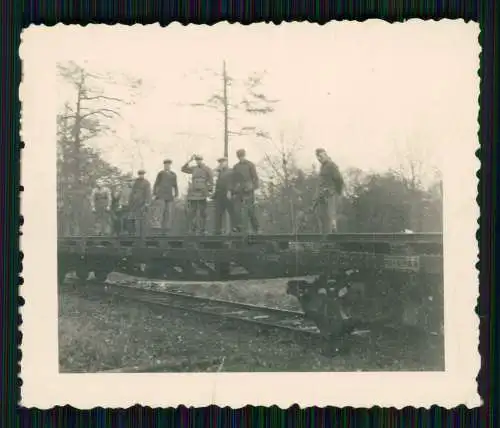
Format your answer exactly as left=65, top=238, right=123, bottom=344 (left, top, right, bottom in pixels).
left=58, top=232, right=443, bottom=281
left=59, top=232, right=443, bottom=244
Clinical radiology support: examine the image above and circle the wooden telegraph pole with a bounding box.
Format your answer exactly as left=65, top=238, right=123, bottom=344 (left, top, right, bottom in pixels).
left=223, top=60, right=229, bottom=159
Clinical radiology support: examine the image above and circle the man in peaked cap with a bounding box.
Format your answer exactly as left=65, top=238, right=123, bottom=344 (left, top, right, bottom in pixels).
left=213, top=156, right=235, bottom=234
left=314, top=148, right=344, bottom=234
left=152, top=158, right=179, bottom=233
left=128, top=169, right=152, bottom=236
left=181, top=154, right=214, bottom=234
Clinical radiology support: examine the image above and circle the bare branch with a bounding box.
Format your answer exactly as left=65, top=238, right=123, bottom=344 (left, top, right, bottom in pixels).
left=248, top=91, right=280, bottom=103
left=79, top=108, right=122, bottom=120
left=256, top=130, right=271, bottom=139
left=80, top=95, right=128, bottom=103
left=179, top=102, right=221, bottom=111
left=228, top=130, right=250, bottom=136
left=208, top=94, right=225, bottom=104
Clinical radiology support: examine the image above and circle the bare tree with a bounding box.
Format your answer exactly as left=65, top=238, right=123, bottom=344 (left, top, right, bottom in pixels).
left=177, top=62, right=279, bottom=158
left=57, top=61, right=142, bottom=185
left=390, top=135, right=442, bottom=231
left=257, top=130, right=306, bottom=233
left=259, top=130, right=302, bottom=184
left=391, top=134, right=438, bottom=191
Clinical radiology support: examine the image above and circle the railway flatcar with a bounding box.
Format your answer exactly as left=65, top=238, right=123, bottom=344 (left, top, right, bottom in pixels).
left=57, top=231, right=443, bottom=341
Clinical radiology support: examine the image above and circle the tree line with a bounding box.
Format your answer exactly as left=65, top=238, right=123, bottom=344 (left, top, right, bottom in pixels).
left=56, top=61, right=442, bottom=236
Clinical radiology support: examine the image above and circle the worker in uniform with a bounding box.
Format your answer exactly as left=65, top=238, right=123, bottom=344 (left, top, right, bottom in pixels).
left=181, top=154, right=214, bottom=235
left=231, top=148, right=260, bottom=234
left=213, top=156, right=235, bottom=235
left=128, top=170, right=152, bottom=236
left=90, top=179, right=112, bottom=236
left=152, top=159, right=179, bottom=234
left=111, top=178, right=133, bottom=235
left=314, top=148, right=344, bottom=234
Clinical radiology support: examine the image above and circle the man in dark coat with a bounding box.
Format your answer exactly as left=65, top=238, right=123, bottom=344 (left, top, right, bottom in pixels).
left=128, top=170, right=152, bottom=236
left=231, top=148, right=260, bottom=233
left=153, top=159, right=179, bottom=233
left=314, top=148, right=344, bottom=234
left=213, top=156, right=235, bottom=235
left=111, top=178, right=133, bottom=235
left=181, top=154, right=214, bottom=234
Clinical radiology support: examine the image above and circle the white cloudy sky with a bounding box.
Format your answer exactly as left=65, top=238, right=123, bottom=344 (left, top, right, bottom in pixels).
left=53, top=21, right=479, bottom=192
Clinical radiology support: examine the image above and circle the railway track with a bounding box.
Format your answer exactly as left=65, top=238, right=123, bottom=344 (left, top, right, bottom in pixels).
left=65, top=277, right=323, bottom=337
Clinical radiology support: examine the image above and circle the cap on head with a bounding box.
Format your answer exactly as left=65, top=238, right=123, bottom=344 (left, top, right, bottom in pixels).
left=163, top=159, right=172, bottom=165
left=194, top=154, right=203, bottom=161
left=217, top=156, right=228, bottom=163
left=315, top=148, right=327, bottom=156
left=138, top=169, right=146, bottom=175
left=236, top=149, right=246, bottom=157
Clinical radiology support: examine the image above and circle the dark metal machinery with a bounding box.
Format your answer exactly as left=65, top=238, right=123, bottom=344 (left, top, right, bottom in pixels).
left=58, top=232, right=444, bottom=339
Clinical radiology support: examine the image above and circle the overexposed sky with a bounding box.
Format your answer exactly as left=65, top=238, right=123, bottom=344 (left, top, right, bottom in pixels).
left=53, top=21, right=479, bottom=192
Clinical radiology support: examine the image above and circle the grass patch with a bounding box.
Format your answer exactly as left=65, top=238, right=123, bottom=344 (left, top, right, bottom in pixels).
left=59, top=283, right=443, bottom=373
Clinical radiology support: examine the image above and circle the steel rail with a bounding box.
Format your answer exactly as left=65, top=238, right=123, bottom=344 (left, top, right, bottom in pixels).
left=66, top=278, right=322, bottom=336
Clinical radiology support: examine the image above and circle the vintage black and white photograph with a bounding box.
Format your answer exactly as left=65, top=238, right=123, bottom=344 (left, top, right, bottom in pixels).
left=21, top=21, right=480, bottom=408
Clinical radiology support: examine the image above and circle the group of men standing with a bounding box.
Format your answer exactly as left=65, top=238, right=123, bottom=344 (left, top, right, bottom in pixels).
left=89, top=147, right=344, bottom=236
left=90, top=169, right=152, bottom=236
left=170, top=148, right=260, bottom=235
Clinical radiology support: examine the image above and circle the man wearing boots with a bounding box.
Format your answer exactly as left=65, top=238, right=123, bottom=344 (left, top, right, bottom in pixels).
left=181, top=154, right=214, bottom=235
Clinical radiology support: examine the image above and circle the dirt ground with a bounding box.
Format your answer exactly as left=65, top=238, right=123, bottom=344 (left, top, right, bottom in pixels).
left=58, top=277, right=444, bottom=373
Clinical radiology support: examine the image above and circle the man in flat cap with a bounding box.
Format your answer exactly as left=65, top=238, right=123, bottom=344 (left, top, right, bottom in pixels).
left=128, top=169, right=152, bottom=236
left=213, top=156, right=235, bottom=234
left=152, top=159, right=179, bottom=233
left=232, top=148, right=260, bottom=233
left=181, top=154, right=214, bottom=234
left=314, top=148, right=344, bottom=234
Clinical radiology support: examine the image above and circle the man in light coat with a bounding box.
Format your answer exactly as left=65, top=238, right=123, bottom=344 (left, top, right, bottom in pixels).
left=181, top=154, right=214, bottom=234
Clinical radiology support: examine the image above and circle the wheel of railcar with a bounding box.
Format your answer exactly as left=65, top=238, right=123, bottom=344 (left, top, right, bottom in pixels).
left=74, top=267, right=90, bottom=281
left=58, top=263, right=68, bottom=283
left=216, top=262, right=231, bottom=280
left=145, top=264, right=167, bottom=280
left=93, top=269, right=110, bottom=282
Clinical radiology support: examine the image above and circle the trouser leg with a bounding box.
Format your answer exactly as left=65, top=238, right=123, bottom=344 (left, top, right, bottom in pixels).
left=199, top=199, right=207, bottom=233
left=327, top=195, right=338, bottom=232
left=232, top=195, right=243, bottom=231
left=214, top=198, right=224, bottom=234
left=245, top=194, right=259, bottom=233
left=225, top=197, right=235, bottom=233
left=94, top=209, right=104, bottom=235
left=102, top=212, right=112, bottom=236
left=187, top=200, right=197, bottom=233
left=161, top=200, right=173, bottom=230
left=316, top=199, right=332, bottom=234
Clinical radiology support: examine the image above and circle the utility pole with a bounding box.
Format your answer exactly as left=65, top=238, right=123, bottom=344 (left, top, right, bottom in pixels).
left=223, top=60, right=229, bottom=158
